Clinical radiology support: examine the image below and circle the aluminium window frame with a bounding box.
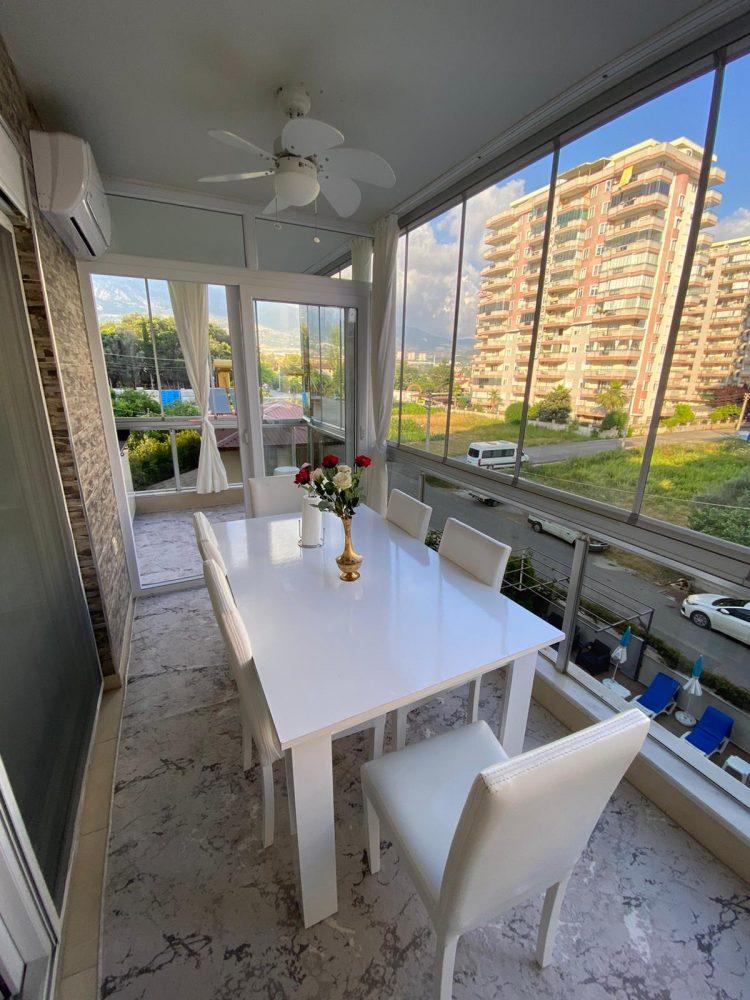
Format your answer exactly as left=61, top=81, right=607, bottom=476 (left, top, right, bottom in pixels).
left=389, top=39, right=750, bottom=588
left=79, top=253, right=371, bottom=596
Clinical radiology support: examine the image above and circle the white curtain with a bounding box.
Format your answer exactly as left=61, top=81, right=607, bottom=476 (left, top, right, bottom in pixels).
left=167, top=280, right=229, bottom=494
left=368, top=215, right=399, bottom=514
left=351, top=236, right=373, bottom=282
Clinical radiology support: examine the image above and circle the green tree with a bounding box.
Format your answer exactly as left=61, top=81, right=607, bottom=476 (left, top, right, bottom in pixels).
left=536, top=384, right=571, bottom=423
left=163, top=399, right=200, bottom=416
left=110, top=387, right=160, bottom=417
left=664, top=403, right=696, bottom=427
left=488, top=389, right=500, bottom=413
left=503, top=401, right=523, bottom=423
left=596, top=380, right=628, bottom=413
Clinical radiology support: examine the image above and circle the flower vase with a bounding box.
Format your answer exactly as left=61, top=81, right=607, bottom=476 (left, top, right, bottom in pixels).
left=336, top=516, right=363, bottom=582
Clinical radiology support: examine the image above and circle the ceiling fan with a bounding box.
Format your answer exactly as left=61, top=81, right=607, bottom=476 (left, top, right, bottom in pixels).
left=199, top=83, right=396, bottom=218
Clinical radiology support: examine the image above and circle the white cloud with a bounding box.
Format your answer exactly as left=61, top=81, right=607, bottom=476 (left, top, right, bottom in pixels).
left=711, top=206, right=750, bottom=241
left=402, top=178, right=526, bottom=342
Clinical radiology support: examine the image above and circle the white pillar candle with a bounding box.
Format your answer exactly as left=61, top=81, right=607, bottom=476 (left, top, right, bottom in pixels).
left=300, top=496, right=323, bottom=546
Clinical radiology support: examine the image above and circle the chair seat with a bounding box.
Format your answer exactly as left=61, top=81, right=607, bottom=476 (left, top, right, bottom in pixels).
left=362, top=721, right=508, bottom=904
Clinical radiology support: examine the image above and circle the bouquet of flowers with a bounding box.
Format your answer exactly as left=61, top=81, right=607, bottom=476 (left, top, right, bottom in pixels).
left=295, top=453, right=372, bottom=518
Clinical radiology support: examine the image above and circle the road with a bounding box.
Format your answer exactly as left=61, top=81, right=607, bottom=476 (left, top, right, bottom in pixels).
left=390, top=462, right=750, bottom=689
left=524, top=427, right=728, bottom=465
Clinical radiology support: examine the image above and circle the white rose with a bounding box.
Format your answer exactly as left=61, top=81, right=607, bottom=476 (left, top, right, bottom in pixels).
left=311, top=467, right=324, bottom=483
left=333, top=469, right=352, bottom=490
left=337, top=464, right=351, bottom=476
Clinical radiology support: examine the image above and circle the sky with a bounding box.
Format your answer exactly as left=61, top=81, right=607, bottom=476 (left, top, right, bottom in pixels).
left=403, top=52, right=750, bottom=341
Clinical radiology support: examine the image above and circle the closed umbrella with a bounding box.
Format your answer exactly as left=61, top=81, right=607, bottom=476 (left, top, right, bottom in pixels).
left=602, top=625, right=631, bottom=692
left=676, top=656, right=703, bottom=727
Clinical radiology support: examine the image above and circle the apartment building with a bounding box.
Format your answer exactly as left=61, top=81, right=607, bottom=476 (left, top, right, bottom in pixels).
left=470, top=137, right=733, bottom=424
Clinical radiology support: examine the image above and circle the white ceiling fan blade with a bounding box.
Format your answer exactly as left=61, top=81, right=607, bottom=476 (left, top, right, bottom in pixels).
left=318, top=173, right=362, bottom=217
left=208, top=129, right=276, bottom=164
left=282, top=118, right=344, bottom=157
left=199, top=170, right=273, bottom=182
left=317, top=148, right=396, bottom=188
left=262, top=195, right=291, bottom=216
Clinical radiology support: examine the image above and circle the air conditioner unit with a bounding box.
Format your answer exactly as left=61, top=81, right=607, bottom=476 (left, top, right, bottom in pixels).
left=30, top=131, right=111, bottom=259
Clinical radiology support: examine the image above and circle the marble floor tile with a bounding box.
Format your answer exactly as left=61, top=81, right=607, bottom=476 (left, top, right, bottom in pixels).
left=101, top=590, right=750, bottom=1000
left=132, top=503, right=244, bottom=586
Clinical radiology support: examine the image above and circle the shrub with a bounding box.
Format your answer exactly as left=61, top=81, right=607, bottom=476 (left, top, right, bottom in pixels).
left=164, top=399, right=200, bottom=416
left=111, top=387, right=160, bottom=417
left=663, top=403, right=695, bottom=428
left=687, top=466, right=750, bottom=546
left=528, top=402, right=540, bottom=419
left=126, top=429, right=201, bottom=490
left=503, top=401, right=523, bottom=423
left=710, top=403, right=741, bottom=422
left=601, top=409, right=628, bottom=433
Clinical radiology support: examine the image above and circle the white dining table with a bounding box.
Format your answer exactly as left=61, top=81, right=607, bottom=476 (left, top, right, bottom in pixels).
left=213, top=504, right=564, bottom=927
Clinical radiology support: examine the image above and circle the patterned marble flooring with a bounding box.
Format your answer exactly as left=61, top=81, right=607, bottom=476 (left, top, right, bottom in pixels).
left=101, top=587, right=749, bottom=999
left=132, top=503, right=244, bottom=586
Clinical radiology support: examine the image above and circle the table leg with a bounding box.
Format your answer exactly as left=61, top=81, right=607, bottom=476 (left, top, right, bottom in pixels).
left=289, top=735, right=337, bottom=927
left=499, top=651, right=536, bottom=756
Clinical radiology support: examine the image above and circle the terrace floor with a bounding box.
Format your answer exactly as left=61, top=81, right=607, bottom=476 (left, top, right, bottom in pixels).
left=132, top=502, right=244, bottom=586
left=100, top=587, right=749, bottom=999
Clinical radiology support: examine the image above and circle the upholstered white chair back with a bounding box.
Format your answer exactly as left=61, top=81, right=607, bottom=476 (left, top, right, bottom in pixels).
left=438, top=517, right=511, bottom=589
left=198, top=536, right=228, bottom=577
left=248, top=474, right=300, bottom=518
left=203, top=556, right=235, bottom=622
left=438, top=710, right=648, bottom=934
left=193, top=510, right=217, bottom=548
left=386, top=489, right=432, bottom=543
left=203, top=558, right=282, bottom=765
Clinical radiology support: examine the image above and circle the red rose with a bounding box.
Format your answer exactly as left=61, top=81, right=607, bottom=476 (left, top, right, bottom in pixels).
left=322, top=454, right=339, bottom=468
left=354, top=454, right=372, bottom=468
left=294, top=466, right=311, bottom=485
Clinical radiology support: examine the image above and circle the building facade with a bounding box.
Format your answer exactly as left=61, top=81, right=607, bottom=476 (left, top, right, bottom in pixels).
left=468, top=138, right=748, bottom=425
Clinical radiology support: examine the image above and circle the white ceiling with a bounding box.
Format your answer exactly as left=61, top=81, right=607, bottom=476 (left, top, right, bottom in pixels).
left=0, top=0, right=722, bottom=226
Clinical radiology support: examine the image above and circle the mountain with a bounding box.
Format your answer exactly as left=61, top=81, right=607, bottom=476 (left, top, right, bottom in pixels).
left=403, top=325, right=475, bottom=360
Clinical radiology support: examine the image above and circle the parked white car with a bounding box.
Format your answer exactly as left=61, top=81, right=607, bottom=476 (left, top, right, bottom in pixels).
left=681, top=594, right=750, bottom=645
left=527, top=515, right=609, bottom=552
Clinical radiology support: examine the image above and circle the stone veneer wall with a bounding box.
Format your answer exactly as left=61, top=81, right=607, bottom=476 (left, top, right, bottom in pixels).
left=0, top=36, right=131, bottom=677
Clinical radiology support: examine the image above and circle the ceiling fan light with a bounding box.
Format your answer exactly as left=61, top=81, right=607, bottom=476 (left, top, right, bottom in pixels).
left=274, top=156, right=320, bottom=207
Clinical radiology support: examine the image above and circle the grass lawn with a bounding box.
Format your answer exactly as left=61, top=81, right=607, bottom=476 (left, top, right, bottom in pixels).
left=524, top=439, right=750, bottom=527
left=389, top=405, right=583, bottom=458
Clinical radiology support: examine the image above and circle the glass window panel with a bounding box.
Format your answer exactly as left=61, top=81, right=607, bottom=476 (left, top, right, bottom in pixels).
left=452, top=156, right=554, bottom=466
left=398, top=205, right=462, bottom=453
left=255, top=218, right=352, bottom=274
left=642, top=53, right=750, bottom=546
left=389, top=234, right=407, bottom=443
left=107, top=195, right=246, bottom=267
left=122, top=429, right=176, bottom=492
left=515, top=73, right=715, bottom=510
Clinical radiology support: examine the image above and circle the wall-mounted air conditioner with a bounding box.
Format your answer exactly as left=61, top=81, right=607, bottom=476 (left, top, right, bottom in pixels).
left=30, top=130, right=111, bottom=259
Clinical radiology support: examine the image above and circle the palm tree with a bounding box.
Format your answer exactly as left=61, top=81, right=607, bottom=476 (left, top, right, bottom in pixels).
left=596, top=380, right=629, bottom=413
left=488, top=388, right=500, bottom=414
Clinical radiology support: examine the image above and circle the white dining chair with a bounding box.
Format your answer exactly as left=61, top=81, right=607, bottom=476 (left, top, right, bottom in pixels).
left=362, top=710, right=648, bottom=999
left=192, top=510, right=218, bottom=549
left=393, top=517, right=513, bottom=750
left=203, top=558, right=387, bottom=848
left=197, top=535, right=229, bottom=578
left=386, top=489, right=432, bottom=543
left=248, top=474, right=301, bottom=518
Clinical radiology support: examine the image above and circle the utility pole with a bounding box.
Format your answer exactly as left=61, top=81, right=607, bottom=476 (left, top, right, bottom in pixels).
left=735, top=391, right=749, bottom=433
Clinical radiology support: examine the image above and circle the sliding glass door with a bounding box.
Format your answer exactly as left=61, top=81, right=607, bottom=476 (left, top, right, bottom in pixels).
left=0, top=226, right=100, bottom=907
left=254, top=300, right=357, bottom=475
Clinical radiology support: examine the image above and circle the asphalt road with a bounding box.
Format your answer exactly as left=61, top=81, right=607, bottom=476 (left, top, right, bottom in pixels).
left=389, top=462, right=750, bottom=689
left=524, top=427, right=729, bottom=465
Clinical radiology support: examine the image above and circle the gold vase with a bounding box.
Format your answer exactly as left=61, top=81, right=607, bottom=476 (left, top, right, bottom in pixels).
left=336, top=516, right=363, bottom=582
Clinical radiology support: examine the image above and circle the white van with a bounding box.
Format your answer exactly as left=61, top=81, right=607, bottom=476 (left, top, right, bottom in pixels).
left=465, top=440, right=528, bottom=470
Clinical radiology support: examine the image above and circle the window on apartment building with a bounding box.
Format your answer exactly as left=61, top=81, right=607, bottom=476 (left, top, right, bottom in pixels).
left=642, top=49, right=750, bottom=548
left=604, top=179, right=613, bottom=191
left=598, top=223, right=608, bottom=235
